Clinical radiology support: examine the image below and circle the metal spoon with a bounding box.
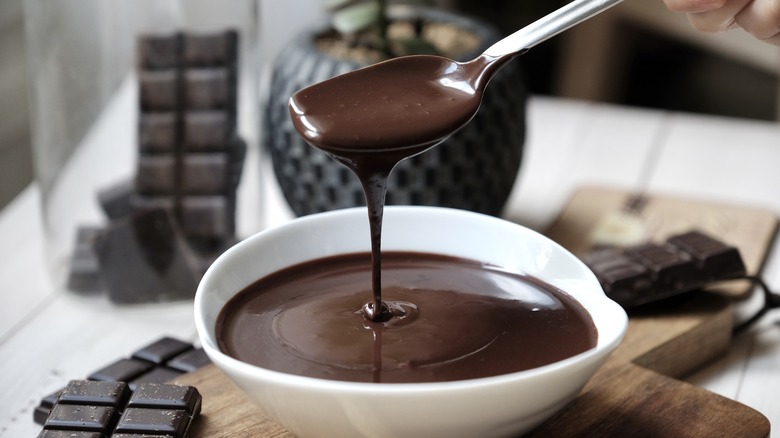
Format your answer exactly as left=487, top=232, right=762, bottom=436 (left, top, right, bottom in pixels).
left=289, top=0, right=624, bottom=155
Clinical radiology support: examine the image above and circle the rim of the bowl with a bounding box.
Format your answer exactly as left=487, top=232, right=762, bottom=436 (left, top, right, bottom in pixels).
left=194, top=206, right=629, bottom=393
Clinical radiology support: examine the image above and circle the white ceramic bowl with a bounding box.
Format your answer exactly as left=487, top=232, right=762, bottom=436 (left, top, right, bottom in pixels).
left=194, top=206, right=627, bottom=438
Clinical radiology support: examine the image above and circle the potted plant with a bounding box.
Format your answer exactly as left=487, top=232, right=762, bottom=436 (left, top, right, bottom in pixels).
left=263, top=0, right=527, bottom=217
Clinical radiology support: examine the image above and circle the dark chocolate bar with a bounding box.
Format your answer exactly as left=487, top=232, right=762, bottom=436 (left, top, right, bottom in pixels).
left=184, top=68, right=234, bottom=110
left=135, top=155, right=177, bottom=195
left=139, top=112, right=177, bottom=153
left=34, top=337, right=210, bottom=425
left=139, top=70, right=179, bottom=112
left=137, top=33, right=182, bottom=70
left=38, top=381, right=201, bottom=438
left=86, top=29, right=244, bottom=301
left=582, top=230, right=747, bottom=308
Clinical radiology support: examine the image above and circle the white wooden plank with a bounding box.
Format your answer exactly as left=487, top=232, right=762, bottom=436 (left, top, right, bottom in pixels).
left=0, top=185, right=54, bottom=340
left=504, top=97, right=667, bottom=230
left=648, top=113, right=780, bottom=213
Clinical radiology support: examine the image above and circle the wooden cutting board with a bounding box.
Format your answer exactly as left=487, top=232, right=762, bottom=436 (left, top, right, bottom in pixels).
left=176, top=186, right=777, bottom=437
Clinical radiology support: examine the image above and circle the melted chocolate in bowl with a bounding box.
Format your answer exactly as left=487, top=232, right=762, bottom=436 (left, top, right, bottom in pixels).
left=216, top=252, right=597, bottom=383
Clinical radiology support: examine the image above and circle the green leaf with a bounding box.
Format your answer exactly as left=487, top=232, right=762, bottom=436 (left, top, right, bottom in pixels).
left=323, top=0, right=356, bottom=12
left=331, top=2, right=381, bottom=34
left=392, top=37, right=440, bottom=56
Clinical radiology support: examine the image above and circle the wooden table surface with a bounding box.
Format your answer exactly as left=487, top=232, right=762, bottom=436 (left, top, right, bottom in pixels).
left=1, top=79, right=778, bottom=436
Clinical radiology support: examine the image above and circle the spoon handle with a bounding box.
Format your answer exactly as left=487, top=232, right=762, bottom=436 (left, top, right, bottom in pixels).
left=482, top=0, right=624, bottom=58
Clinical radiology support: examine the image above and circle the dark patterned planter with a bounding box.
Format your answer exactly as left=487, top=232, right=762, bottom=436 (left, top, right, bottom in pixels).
left=263, top=6, right=527, bottom=217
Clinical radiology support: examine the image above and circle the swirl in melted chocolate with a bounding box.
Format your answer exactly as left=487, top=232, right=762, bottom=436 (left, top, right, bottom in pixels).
left=216, top=252, right=597, bottom=383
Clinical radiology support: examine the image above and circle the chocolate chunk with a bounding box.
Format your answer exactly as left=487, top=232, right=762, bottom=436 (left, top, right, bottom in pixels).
left=115, top=408, right=191, bottom=437
left=139, top=70, right=179, bottom=112
left=88, top=358, right=155, bottom=383
left=625, top=243, right=698, bottom=292
left=179, top=196, right=232, bottom=239
left=135, top=155, right=177, bottom=195
left=139, top=112, right=177, bottom=153
left=184, top=68, right=233, bottom=110
left=38, top=380, right=201, bottom=437
left=97, top=179, right=134, bottom=220
left=94, top=208, right=200, bottom=303
left=66, top=226, right=104, bottom=293
left=667, top=230, right=746, bottom=280
left=58, top=380, right=130, bottom=408
left=583, top=230, right=748, bottom=308
left=132, top=337, right=194, bottom=364
left=181, top=153, right=229, bottom=195
left=183, top=111, right=233, bottom=151
left=34, top=390, right=62, bottom=425
left=166, top=348, right=211, bottom=373
left=137, top=33, right=182, bottom=70
left=128, top=382, right=202, bottom=415
left=38, top=431, right=103, bottom=438
left=130, top=367, right=183, bottom=391
left=43, top=404, right=118, bottom=434
left=183, top=31, right=238, bottom=67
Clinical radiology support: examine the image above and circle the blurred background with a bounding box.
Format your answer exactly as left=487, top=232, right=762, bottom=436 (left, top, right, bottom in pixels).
left=1, top=0, right=778, bottom=210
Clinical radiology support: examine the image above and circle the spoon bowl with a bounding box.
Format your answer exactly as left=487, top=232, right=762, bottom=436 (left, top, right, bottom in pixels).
left=289, top=0, right=624, bottom=156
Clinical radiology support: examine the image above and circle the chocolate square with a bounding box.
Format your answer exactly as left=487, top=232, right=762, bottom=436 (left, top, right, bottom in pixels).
left=135, top=154, right=176, bottom=195
left=184, top=68, right=233, bottom=110
left=183, top=111, right=233, bottom=151
left=139, top=112, right=177, bottom=153
left=181, top=153, right=229, bottom=195
left=137, top=33, right=181, bottom=70
left=183, top=31, right=238, bottom=67
left=44, top=404, right=117, bottom=434
left=139, top=70, right=179, bottom=112
left=132, top=337, right=193, bottom=364
left=626, top=243, right=698, bottom=293
left=179, top=196, right=232, bottom=240
left=667, top=230, right=746, bottom=280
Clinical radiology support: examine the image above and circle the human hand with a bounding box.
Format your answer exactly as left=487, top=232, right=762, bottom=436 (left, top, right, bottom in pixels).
left=662, top=0, right=780, bottom=44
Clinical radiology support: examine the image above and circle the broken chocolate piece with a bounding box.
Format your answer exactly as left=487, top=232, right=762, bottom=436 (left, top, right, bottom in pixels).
left=667, top=230, right=746, bottom=281
left=582, top=230, right=748, bottom=308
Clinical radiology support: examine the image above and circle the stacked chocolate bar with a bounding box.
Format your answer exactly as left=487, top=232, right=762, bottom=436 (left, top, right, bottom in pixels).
left=68, top=30, right=246, bottom=303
